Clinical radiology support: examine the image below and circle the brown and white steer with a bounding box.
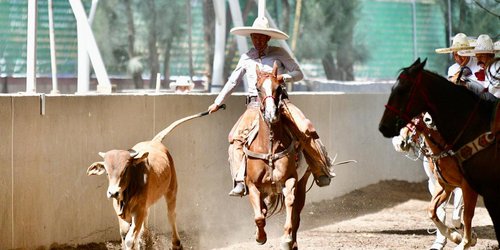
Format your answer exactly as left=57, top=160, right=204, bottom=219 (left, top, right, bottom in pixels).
left=87, top=113, right=208, bottom=250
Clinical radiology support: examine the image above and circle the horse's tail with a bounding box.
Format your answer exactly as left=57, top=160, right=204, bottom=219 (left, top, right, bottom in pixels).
left=265, top=194, right=285, bottom=218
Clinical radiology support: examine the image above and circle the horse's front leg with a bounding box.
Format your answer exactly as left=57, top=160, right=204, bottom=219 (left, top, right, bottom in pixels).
left=247, top=182, right=267, bottom=245
left=280, top=177, right=297, bottom=250
left=429, top=183, right=461, bottom=244
left=455, top=181, right=478, bottom=250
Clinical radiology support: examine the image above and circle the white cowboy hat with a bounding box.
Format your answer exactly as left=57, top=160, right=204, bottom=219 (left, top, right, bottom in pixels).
left=458, top=34, right=500, bottom=56
left=170, top=76, right=194, bottom=90
left=230, top=16, right=289, bottom=40
left=435, top=33, right=475, bottom=54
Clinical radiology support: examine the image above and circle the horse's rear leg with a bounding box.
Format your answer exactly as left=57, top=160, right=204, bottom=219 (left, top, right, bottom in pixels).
left=280, top=177, right=297, bottom=250
left=248, top=183, right=267, bottom=245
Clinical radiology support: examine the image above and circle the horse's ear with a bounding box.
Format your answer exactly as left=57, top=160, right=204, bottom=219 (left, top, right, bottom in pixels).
left=272, top=61, right=278, bottom=77
left=420, top=58, right=427, bottom=68
left=414, top=58, right=427, bottom=72
left=410, top=58, right=421, bottom=67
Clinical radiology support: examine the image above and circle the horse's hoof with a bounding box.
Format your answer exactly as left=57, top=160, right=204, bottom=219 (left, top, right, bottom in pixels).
left=256, top=236, right=267, bottom=245
left=170, top=243, right=183, bottom=250
left=470, top=231, right=478, bottom=246
left=256, top=231, right=267, bottom=245
left=280, top=235, right=293, bottom=250
left=449, top=230, right=463, bottom=244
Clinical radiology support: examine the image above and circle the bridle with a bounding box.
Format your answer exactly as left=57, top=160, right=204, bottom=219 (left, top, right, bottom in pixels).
left=384, top=71, right=427, bottom=128
left=385, top=69, right=484, bottom=152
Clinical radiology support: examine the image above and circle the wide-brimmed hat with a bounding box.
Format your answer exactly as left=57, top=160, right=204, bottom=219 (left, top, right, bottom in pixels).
left=435, top=33, right=475, bottom=54
left=230, top=16, right=289, bottom=40
left=170, top=76, right=194, bottom=90
left=458, top=34, right=500, bottom=56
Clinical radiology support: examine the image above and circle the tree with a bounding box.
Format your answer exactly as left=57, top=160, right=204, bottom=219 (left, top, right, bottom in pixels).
left=296, top=0, right=366, bottom=81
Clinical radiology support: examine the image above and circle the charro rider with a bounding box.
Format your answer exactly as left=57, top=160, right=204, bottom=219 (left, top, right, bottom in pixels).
left=459, top=34, right=500, bottom=99
left=435, top=33, right=479, bottom=85
left=207, top=15, right=335, bottom=196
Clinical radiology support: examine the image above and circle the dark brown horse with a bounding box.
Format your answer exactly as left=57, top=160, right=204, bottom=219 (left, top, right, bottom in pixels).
left=395, top=114, right=478, bottom=249
left=243, top=62, right=310, bottom=250
left=379, top=58, right=500, bottom=245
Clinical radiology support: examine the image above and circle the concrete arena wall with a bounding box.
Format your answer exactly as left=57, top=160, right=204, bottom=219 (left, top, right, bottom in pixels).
left=0, top=93, right=425, bottom=249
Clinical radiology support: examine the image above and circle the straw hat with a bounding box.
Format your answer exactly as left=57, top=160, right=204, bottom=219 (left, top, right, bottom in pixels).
left=230, top=16, right=289, bottom=40
left=170, top=76, right=194, bottom=91
left=435, top=33, right=475, bottom=54
left=458, top=34, right=500, bottom=56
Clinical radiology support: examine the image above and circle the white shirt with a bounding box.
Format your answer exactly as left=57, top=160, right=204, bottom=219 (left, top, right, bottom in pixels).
left=447, top=56, right=481, bottom=83
left=214, top=46, right=303, bottom=106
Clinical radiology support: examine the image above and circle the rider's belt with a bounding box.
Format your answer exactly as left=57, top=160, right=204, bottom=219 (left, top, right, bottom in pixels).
left=246, top=96, right=259, bottom=104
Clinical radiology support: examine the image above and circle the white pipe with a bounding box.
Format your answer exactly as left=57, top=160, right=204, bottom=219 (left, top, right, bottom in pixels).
left=211, top=0, right=226, bottom=93
left=26, top=0, right=37, bottom=93
left=76, top=0, right=99, bottom=94
left=155, top=73, right=161, bottom=93
left=48, top=0, right=59, bottom=94
left=69, top=0, right=111, bottom=94
left=411, top=0, right=418, bottom=60
left=257, top=0, right=265, bottom=18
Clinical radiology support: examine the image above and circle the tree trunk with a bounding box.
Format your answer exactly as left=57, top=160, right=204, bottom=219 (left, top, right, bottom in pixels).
left=147, top=0, right=159, bottom=89
left=336, top=31, right=355, bottom=81
left=202, top=0, right=215, bottom=88
left=281, top=0, right=290, bottom=34
left=163, top=39, right=173, bottom=89
left=322, top=53, right=336, bottom=80
left=124, top=0, right=143, bottom=89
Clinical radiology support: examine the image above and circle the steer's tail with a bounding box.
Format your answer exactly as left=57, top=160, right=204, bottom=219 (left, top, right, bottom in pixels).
left=152, top=104, right=226, bottom=143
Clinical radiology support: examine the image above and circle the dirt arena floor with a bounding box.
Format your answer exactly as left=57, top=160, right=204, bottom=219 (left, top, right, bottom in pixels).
left=54, top=180, right=498, bottom=250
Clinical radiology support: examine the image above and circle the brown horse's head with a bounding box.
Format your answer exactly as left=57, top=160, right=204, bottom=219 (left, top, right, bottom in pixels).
left=379, top=58, right=428, bottom=138
left=256, top=61, right=283, bottom=124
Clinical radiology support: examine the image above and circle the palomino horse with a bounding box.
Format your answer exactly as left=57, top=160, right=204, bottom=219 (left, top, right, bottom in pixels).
left=394, top=114, right=478, bottom=249
left=243, top=62, right=310, bottom=250
left=379, top=58, right=500, bottom=245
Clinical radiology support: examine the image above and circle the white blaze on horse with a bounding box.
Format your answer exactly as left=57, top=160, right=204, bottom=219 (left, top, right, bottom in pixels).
left=393, top=113, right=478, bottom=249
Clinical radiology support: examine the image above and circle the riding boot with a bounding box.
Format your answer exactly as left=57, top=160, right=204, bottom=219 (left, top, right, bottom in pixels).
left=228, top=141, right=247, bottom=197
left=301, top=138, right=334, bottom=187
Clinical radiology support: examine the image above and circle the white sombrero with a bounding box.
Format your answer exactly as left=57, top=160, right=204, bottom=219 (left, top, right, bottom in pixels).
left=230, top=16, right=289, bottom=40
left=170, top=76, right=194, bottom=90
left=458, top=34, right=500, bottom=56
left=435, top=33, right=475, bottom=54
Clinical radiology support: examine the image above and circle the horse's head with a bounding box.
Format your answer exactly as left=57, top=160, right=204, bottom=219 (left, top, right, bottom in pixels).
left=256, top=61, right=283, bottom=124
left=379, top=58, right=429, bottom=138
